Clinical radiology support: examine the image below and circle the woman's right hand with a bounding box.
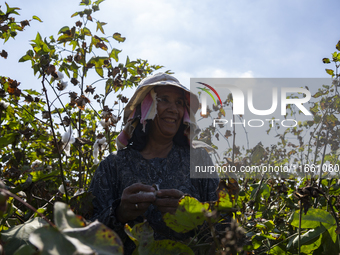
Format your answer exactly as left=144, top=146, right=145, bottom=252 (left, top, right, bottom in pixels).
left=116, top=183, right=156, bottom=223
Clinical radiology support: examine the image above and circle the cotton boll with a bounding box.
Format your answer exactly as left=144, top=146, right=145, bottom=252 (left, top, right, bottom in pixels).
left=63, top=143, right=71, bottom=157
left=31, top=159, right=42, bottom=169
left=56, top=71, right=64, bottom=81
left=58, top=184, right=65, bottom=194
left=99, top=119, right=111, bottom=129
left=62, top=126, right=75, bottom=156
left=0, top=101, right=9, bottom=109
left=62, top=126, right=75, bottom=144
left=93, top=158, right=100, bottom=165
left=93, top=137, right=107, bottom=164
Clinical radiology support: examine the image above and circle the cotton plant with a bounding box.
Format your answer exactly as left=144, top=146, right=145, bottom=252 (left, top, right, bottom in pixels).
left=0, top=101, right=10, bottom=109
left=54, top=71, right=69, bottom=91
left=93, top=137, right=107, bottom=165
left=58, top=179, right=70, bottom=194
left=61, top=126, right=75, bottom=156
left=31, top=159, right=42, bottom=169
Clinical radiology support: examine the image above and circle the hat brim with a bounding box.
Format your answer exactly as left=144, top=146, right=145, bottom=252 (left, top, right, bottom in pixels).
left=123, top=80, right=199, bottom=124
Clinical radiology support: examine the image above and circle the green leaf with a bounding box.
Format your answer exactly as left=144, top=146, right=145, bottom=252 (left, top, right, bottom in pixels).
left=13, top=244, right=37, bottom=255
left=96, top=21, right=107, bottom=34
left=71, top=12, right=79, bottom=18
left=268, top=245, right=286, bottom=255
left=31, top=32, right=43, bottom=46
left=322, top=58, right=331, bottom=63
left=290, top=208, right=336, bottom=229
left=63, top=221, right=124, bottom=255
left=32, top=15, right=42, bottom=22
left=214, top=190, right=236, bottom=212
left=58, top=26, right=70, bottom=35
left=94, top=0, right=105, bottom=5
left=5, top=3, right=20, bottom=15
left=82, top=27, right=92, bottom=36
left=18, top=52, right=33, bottom=62
left=326, top=69, right=334, bottom=76
left=124, top=221, right=153, bottom=246
left=80, top=0, right=91, bottom=5
left=320, top=227, right=339, bottom=254
left=336, top=40, right=340, bottom=51
left=105, top=78, right=114, bottom=95
left=290, top=225, right=326, bottom=250
left=31, top=170, right=58, bottom=182
left=163, top=196, right=209, bottom=233
left=145, top=240, right=194, bottom=255
left=110, top=48, right=121, bottom=62
left=54, top=202, right=85, bottom=230
left=124, top=222, right=193, bottom=255
left=300, top=235, right=322, bottom=254
left=23, top=89, right=40, bottom=96
left=0, top=133, right=18, bottom=147
left=0, top=218, right=48, bottom=255
left=89, top=56, right=107, bottom=78
left=113, top=33, right=126, bottom=43
left=29, top=226, right=78, bottom=254
left=30, top=203, right=123, bottom=255
left=328, top=225, right=338, bottom=244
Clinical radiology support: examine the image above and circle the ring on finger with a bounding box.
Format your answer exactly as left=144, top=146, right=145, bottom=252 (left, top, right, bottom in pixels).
left=135, top=203, right=138, bottom=209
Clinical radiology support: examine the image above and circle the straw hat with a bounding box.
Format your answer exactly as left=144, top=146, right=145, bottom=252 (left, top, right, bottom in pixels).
left=123, top=73, right=199, bottom=124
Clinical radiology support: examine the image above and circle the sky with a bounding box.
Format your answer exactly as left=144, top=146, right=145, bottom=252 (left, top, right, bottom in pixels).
left=1, top=0, right=340, bottom=150
left=2, top=0, right=340, bottom=86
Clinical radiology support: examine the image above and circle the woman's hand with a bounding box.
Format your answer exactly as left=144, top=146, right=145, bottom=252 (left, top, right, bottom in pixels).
left=154, top=189, right=184, bottom=215
left=116, top=183, right=156, bottom=223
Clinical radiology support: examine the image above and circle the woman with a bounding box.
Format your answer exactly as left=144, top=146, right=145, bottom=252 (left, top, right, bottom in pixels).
left=89, top=73, right=218, bottom=254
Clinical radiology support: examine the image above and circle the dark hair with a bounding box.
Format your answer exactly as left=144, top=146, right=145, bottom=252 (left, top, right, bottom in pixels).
left=127, top=119, right=189, bottom=151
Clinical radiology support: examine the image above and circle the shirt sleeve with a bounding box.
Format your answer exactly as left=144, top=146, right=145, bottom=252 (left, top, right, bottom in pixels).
left=88, top=154, right=127, bottom=239
left=191, top=147, right=219, bottom=202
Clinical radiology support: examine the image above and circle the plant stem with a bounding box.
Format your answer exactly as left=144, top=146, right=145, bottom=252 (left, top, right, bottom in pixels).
left=41, top=74, right=69, bottom=203
left=298, top=201, right=302, bottom=255
left=314, top=129, right=330, bottom=208
left=0, top=188, right=55, bottom=228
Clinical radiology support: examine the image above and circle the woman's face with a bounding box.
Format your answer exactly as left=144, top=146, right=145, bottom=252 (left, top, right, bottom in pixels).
left=151, top=85, right=185, bottom=140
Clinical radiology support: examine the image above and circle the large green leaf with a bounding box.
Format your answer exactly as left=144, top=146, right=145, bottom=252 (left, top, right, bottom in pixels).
left=53, top=201, right=85, bottom=230
left=1, top=217, right=48, bottom=255
left=96, top=21, right=107, bottom=34
left=124, top=221, right=193, bottom=255
left=214, top=190, right=237, bottom=212
left=146, top=239, right=194, bottom=255
left=30, top=202, right=124, bottom=255
left=88, top=56, right=107, bottom=77
left=29, top=226, right=77, bottom=255
left=112, top=33, right=126, bottom=43
left=326, top=68, right=334, bottom=76
left=290, top=208, right=336, bottom=229
left=63, top=221, right=124, bottom=255
left=0, top=133, right=18, bottom=147
left=13, top=244, right=37, bottom=255
left=124, top=221, right=153, bottom=246
left=32, top=16, right=42, bottom=22
left=288, top=225, right=326, bottom=251
left=163, top=196, right=209, bottom=233
left=110, top=48, right=121, bottom=62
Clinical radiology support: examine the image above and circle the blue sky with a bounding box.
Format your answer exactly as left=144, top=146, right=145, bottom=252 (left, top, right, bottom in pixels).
left=1, top=0, right=339, bottom=90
